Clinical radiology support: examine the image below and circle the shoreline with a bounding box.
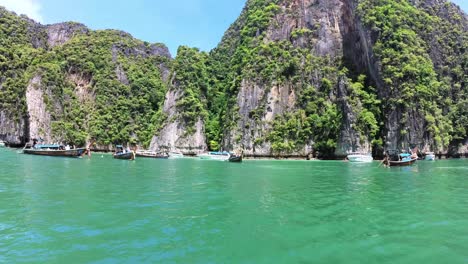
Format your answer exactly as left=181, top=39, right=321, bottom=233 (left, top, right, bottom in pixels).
left=5, top=147, right=468, bottom=161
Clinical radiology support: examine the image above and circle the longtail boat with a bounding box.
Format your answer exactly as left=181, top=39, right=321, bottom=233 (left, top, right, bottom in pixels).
left=228, top=150, right=243, bottom=163
left=23, top=144, right=86, bottom=157
left=383, top=151, right=418, bottom=167
left=135, top=150, right=169, bottom=159
left=387, top=154, right=417, bottom=166
left=228, top=154, right=242, bottom=162
left=113, top=145, right=135, bottom=160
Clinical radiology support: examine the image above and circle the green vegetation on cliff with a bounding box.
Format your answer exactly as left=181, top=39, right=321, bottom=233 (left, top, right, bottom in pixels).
left=207, top=0, right=381, bottom=157
left=171, top=46, right=210, bottom=134
left=358, top=0, right=451, bottom=149
left=0, top=7, right=170, bottom=147
left=0, top=7, right=46, bottom=120
left=0, top=0, right=466, bottom=155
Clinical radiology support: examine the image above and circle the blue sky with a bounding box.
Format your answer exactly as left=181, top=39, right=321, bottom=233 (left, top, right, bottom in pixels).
left=0, top=0, right=466, bottom=56
left=39, top=0, right=247, bottom=56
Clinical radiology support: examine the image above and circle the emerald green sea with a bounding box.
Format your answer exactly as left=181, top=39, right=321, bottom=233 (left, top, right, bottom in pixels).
left=1, top=148, right=467, bottom=263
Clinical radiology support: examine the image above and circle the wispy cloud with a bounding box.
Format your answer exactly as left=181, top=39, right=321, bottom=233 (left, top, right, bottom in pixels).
left=0, top=0, right=43, bottom=23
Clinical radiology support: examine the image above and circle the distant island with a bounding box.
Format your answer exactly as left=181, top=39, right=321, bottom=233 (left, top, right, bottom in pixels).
left=0, top=0, right=466, bottom=159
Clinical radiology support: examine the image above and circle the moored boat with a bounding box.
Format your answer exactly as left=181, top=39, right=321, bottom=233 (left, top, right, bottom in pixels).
left=168, top=152, right=184, bottom=159
left=384, top=152, right=417, bottom=167
left=228, top=150, right=243, bottom=163
left=347, top=153, right=373, bottom=163
left=425, top=152, right=435, bottom=161
left=135, top=150, right=169, bottom=159
left=0, top=140, right=5, bottom=147
left=113, top=145, right=135, bottom=160
left=23, top=143, right=86, bottom=157
left=228, top=154, right=243, bottom=162
left=198, top=151, right=231, bottom=161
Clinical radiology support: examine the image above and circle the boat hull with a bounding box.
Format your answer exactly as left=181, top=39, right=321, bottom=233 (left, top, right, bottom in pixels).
left=135, top=153, right=169, bottom=159
left=198, top=154, right=230, bottom=161
left=113, top=152, right=135, bottom=160
left=388, top=158, right=417, bottom=166
left=23, top=148, right=86, bottom=157
left=228, top=155, right=243, bottom=162
left=168, top=152, right=184, bottom=159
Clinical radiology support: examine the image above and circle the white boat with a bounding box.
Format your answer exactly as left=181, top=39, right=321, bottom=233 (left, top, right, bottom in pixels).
left=198, top=151, right=231, bottom=161
left=168, top=152, right=184, bottom=159
left=0, top=141, right=5, bottom=147
left=135, top=150, right=169, bottom=159
left=347, top=153, right=373, bottom=162
left=425, top=152, right=435, bottom=161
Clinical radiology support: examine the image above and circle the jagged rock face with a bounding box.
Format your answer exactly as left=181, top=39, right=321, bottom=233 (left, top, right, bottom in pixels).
left=148, top=43, right=172, bottom=58
left=224, top=80, right=314, bottom=157
left=111, top=42, right=171, bottom=82
left=366, top=0, right=467, bottom=154
left=341, top=1, right=384, bottom=89
left=148, top=44, right=172, bottom=82
left=149, top=89, right=207, bottom=154
left=0, top=112, right=27, bottom=146
left=267, top=0, right=346, bottom=55
left=67, top=73, right=94, bottom=102
left=383, top=107, right=432, bottom=152
left=115, top=65, right=129, bottom=85
left=111, top=42, right=171, bottom=59
left=335, top=77, right=371, bottom=156
left=46, top=22, right=89, bottom=47
left=149, top=118, right=206, bottom=155
left=448, top=138, right=468, bottom=157
left=220, top=0, right=468, bottom=157
left=221, top=0, right=366, bottom=157
left=1, top=7, right=171, bottom=147
left=1, top=0, right=466, bottom=157
left=25, top=75, right=53, bottom=143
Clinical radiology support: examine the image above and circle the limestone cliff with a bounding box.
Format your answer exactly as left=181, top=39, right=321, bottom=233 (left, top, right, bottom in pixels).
left=149, top=89, right=207, bottom=155
left=214, top=0, right=375, bottom=158
left=1, top=1, right=466, bottom=157
left=149, top=46, right=208, bottom=154
left=0, top=7, right=170, bottom=148
left=25, top=75, right=53, bottom=143
left=212, top=0, right=467, bottom=158
left=46, top=22, right=89, bottom=48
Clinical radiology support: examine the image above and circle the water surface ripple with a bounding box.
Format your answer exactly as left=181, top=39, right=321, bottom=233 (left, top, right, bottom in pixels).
left=1, top=149, right=467, bottom=263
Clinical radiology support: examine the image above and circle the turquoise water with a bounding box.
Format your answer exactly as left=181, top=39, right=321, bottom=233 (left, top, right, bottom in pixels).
left=1, top=148, right=468, bottom=263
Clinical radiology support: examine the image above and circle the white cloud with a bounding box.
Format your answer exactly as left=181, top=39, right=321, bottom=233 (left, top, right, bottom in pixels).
left=0, top=0, right=43, bottom=23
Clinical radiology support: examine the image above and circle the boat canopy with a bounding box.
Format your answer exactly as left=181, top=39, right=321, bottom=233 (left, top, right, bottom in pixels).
left=116, top=145, right=124, bottom=148
left=399, top=153, right=411, bottom=157
left=35, top=144, right=61, bottom=149
left=208, top=151, right=230, bottom=155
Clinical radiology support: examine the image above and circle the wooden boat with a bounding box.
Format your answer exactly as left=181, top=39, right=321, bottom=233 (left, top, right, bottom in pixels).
left=228, top=150, right=243, bottom=163
left=228, top=154, right=243, bottom=162
left=347, top=153, right=373, bottom=162
left=135, top=150, right=169, bottom=159
left=388, top=157, right=417, bottom=166
left=113, top=145, right=135, bottom=160
left=23, top=144, right=86, bottom=157
left=425, top=152, right=435, bottom=161
left=384, top=153, right=417, bottom=167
